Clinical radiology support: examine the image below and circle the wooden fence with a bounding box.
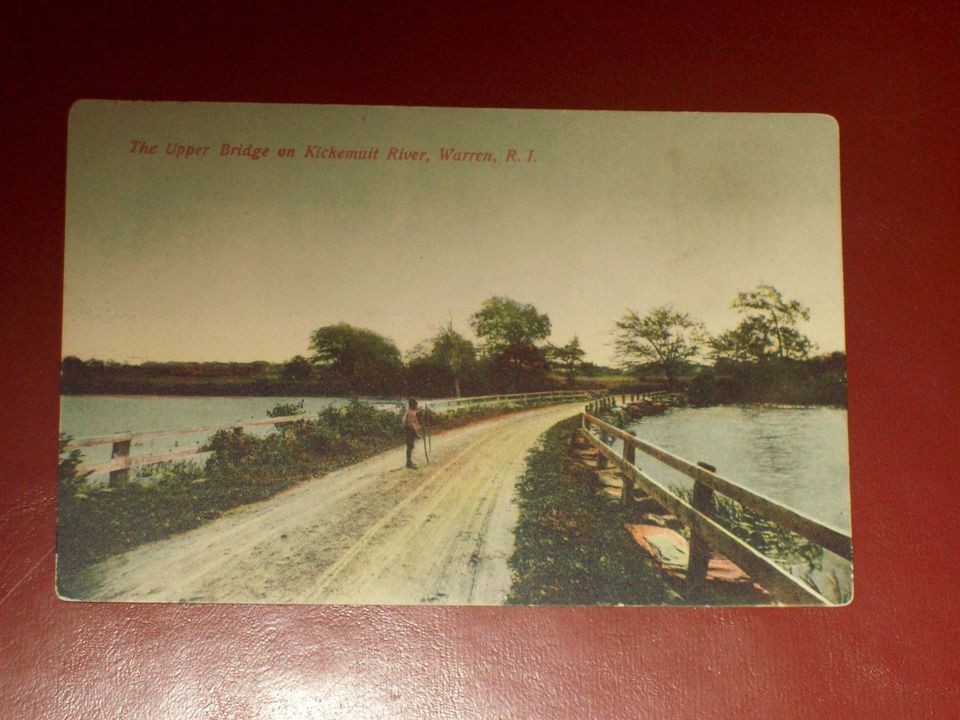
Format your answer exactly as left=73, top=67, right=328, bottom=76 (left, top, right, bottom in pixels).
left=426, top=389, right=594, bottom=411
left=585, top=391, right=682, bottom=414
left=580, top=409, right=852, bottom=605
left=62, top=412, right=312, bottom=486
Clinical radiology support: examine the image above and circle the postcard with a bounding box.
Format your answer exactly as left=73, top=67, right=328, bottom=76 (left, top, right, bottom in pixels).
left=58, top=102, right=849, bottom=605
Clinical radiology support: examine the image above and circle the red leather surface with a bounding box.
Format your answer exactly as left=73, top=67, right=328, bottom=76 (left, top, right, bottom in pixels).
left=3, top=4, right=958, bottom=718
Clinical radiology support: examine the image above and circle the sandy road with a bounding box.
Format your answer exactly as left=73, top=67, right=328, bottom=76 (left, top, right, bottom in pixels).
left=75, top=402, right=582, bottom=604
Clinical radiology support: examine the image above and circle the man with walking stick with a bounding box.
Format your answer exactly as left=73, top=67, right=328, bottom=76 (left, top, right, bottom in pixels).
left=402, top=397, right=423, bottom=469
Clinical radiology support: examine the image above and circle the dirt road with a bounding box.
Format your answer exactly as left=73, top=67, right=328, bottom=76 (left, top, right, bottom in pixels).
left=75, top=402, right=582, bottom=604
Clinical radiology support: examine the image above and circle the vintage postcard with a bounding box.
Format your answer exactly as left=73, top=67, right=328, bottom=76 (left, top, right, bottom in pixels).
left=58, top=102, right=850, bottom=605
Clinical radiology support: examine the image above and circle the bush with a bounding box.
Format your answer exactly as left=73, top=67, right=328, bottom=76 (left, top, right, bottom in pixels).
left=57, top=441, right=208, bottom=595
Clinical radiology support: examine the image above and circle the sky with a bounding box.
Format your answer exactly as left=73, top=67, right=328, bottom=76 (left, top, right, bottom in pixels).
left=64, top=102, right=844, bottom=367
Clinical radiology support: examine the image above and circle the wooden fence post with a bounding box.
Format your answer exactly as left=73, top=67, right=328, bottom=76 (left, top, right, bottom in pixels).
left=596, top=428, right=609, bottom=469
left=108, top=437, right=131, bottom=488
left=620, top=432, right=636, bottom=510
left=682, top=461, right=717, bottom=600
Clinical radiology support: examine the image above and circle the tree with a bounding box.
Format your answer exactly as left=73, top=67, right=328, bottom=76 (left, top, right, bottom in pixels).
left=470, top=297, right=552, bottom=391
left=614, top=305, right=705, bottom=385
left=470, top=297, right=551, bottom=352
left=430, top=323, right=476, bottom=397
left=309, top=323, right=403, bottom=393
left=710, top=284, right=814, bottom=362
left=485, top=342, right=551, bottom=391
left=61, top=356, right=86, bottom=376
left=404, top=324, right=477, bottom=398
left=281, top=355, right=314, bottom=381
left=708, top=316, right=775, bottom=363
left=548, top=336, right=586, bottom=387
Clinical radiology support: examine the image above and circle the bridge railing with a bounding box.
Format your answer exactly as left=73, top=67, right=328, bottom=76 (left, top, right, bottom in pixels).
left=621, top=390, right=685, bottom=405
left=424, top=389, right=595, bottom=412
left=585, top=395, right=615, bottom=413
left=581, top=411, right=852, bottom=605
left=584, top=391, right=684, bottom=414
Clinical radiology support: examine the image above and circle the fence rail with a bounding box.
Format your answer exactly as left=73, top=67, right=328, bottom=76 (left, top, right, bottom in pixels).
left=425, top=389, right=594, bottom=410
left=580, top=410, right=851, bottom=605
left=584, top=391, right=681, bottom=414
left=619, top=390, right=686, bottom=406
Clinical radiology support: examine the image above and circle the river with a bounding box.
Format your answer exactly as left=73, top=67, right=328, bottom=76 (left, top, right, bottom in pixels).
left=619, top=405, right=850, bottom=532
left=63, top=398, right=850, bottom=533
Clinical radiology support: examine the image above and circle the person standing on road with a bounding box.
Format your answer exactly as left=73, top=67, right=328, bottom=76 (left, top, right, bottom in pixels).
left=402, top=397, right=422, bottom=469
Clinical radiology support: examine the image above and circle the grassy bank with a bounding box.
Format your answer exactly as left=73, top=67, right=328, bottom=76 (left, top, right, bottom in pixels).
left=508, top=418, right=678, bottom=605
left=56, top=400, right=568, bottom=596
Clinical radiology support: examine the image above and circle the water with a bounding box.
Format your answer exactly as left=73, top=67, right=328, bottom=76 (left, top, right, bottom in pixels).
left=63, top=399, right=851, bottom=530
left=615, top=405, right=850, bottom=532
left=59, top=395, right=402, bottom=473
left=58, top=393, right=566, bottom=475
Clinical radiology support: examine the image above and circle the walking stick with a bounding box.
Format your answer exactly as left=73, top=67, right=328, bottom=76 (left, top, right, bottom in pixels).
left=422, top=404, right=430, bottom=464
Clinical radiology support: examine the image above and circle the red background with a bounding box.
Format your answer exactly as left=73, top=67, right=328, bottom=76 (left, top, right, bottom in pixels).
left=3, top=3, right=958, bottom=718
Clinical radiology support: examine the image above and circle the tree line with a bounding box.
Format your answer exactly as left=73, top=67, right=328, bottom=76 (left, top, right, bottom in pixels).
left=304, top=296, right=590, bottom=397
left=60, top=296, right=601, bottom=398
left=612, top=284, right=845, bottom=405
left=61, top=285, right=845, bottom=404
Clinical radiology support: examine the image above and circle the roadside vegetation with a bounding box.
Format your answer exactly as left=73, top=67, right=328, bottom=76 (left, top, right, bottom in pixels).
left=508, top=418, right=679, bottom=605
left=56, top=398, right=575, bottom=596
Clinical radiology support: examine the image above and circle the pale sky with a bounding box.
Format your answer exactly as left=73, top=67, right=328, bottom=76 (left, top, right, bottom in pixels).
left=64, top=102, right=844, bottom=366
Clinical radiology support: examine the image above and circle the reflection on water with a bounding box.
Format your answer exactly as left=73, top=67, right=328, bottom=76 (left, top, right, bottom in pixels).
left=621, top=405, right=850, bottom=532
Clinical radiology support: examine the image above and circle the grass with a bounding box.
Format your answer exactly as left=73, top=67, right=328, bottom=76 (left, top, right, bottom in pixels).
left=508, top=417, right=679, bottom=605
